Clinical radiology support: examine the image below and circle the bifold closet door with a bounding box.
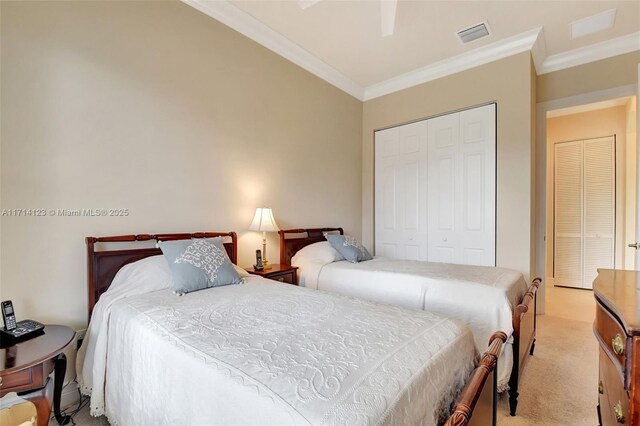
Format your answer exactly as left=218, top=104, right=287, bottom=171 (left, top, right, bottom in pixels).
left=374, top=121, right=428, bottom=260
left=554, top=141, right=584, bottom=288
left=427, top=104, right=496, bottom=266
left=375, top=103, right=495, bottom=265
left=582, top=137, right=615, bottom=288
left=554, top=137, right=615, bottom=289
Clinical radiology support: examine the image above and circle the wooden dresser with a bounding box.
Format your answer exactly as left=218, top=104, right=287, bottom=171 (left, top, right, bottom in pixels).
left=594, top=269, right=640, bottom=425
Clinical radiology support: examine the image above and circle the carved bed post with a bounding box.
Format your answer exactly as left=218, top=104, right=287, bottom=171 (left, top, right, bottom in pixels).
left=445, top=331, right=507, bottom=426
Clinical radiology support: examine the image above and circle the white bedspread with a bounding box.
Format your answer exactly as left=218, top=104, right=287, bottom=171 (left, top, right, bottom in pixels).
left=295, top=257, right=528, bottom=391
left=79, top=275, right=477, bottom=425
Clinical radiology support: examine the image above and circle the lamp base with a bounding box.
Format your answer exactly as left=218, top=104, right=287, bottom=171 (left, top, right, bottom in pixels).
left=262, top=259, right=272, bottom=270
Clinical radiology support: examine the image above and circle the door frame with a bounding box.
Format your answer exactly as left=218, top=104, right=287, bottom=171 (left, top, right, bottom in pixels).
left=535, top=83, right=637, bottom=313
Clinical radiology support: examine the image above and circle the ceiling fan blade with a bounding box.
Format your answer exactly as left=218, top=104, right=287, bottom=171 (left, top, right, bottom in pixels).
left=380, top=0, right=398, bottom=37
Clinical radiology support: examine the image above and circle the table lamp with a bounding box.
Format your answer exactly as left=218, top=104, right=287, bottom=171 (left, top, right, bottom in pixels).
left=249, top=207, right=279, bottom=270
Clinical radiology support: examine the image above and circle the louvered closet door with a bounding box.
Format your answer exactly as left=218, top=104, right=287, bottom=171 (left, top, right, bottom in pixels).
left=583, top=137, right=615, bottom=289
left=554, top=141, right=583, bottom=288
left=374, top=121, right=428, bottom=260
left=554, top=137, right=615, bottom=289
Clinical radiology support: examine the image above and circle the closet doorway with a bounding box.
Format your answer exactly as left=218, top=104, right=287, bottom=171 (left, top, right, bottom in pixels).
left=374, top=103, right=496, bottom=266
left=546, top=96, right=637, bottom=290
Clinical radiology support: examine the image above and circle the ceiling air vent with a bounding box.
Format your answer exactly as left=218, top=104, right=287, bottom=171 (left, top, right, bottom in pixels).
left=457, top=22, right=491, bottom=44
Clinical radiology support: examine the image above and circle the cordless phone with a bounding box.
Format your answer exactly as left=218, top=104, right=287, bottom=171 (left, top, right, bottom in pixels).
left=1, top=300, right=45, bottom=342
left=2, top=300, right=16, bottom=330
left=254, top=249, right=264, bottom=271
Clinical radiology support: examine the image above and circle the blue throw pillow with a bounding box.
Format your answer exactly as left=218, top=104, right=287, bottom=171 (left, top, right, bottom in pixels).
left=159, top=238, right=243, bottom=295
left=324, top=234, right=373, bottom=263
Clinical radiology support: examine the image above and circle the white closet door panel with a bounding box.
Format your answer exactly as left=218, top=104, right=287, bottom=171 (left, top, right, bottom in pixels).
left=583, top=236, right=613, bottom=289
left=403, top=162, right=419, bottom=230
left=464, top=152, right=484, bottom=231
left=380, top=165, right=396, bottom=230
left=554, top=141, right=583, bottom=287
left=375, top=122, right=428, bottom=260
left=459, top=105, right=496, bottom=266
left=584, top=137, right=615, bottom=236
left=375, top=127, right=399, bottom=258
left=583, top=137, right=615, bottom=288
left=428, top=113, right=459, bottom=263
left=380, top=243, right=397, bottom=259
left=555, top=142, right=583, bottom=235
left=554, top=236, right=582, bottom=287
left=435, top=155, right=456, bottom=231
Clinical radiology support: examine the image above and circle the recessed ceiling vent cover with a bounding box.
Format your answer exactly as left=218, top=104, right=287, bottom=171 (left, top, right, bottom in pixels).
left=457, top=22, right=491, bottom=44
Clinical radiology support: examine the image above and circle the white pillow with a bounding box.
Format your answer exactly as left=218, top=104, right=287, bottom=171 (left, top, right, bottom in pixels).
left=291, top=241, right=344, bottom=266
left=107, top=255, right=173, bottom=295
left=233, top=264, right=251, bottom=278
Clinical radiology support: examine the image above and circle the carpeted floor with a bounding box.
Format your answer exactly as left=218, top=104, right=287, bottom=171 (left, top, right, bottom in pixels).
left=497, top=285, right=598, bottom=426
left=54, top=285, right=599, bottom=426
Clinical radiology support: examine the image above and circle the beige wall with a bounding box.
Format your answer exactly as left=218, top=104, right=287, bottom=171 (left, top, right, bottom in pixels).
left=537, top=51, right=640, bottom=103
left=362, top=52, right=535, bottom=279
left=0, top=1, right=363, bottom=329
left=546, top=106, right=630, bottom=280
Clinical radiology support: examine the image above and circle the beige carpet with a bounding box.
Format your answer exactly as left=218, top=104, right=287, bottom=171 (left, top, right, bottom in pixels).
left=496, top=315, right=598, bottom=425
left=56, top=286, right=599, bottom=426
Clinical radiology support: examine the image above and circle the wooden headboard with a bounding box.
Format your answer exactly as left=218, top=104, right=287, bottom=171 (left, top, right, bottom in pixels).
left=278, top=227, right=343, bottom=265
left=85, top=232, right=237, bottom=321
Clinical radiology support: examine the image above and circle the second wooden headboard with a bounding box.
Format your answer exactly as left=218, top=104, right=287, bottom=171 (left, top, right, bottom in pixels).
left=278, top=227, right=343, bottom=265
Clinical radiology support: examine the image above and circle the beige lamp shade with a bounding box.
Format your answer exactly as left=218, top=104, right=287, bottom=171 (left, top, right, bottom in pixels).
left=248, top=208, right=279, bottom=232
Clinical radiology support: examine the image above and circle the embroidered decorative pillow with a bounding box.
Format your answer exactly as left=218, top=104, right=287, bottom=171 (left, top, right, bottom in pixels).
left=158, top=238, right=243, bottom=295
left=324, top=234, right=373, bottom=263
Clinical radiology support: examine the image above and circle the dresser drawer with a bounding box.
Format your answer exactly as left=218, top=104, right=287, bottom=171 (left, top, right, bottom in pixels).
left=599, top=346, right=630, bottom=425
left=595, top=301, right=629, bottom=386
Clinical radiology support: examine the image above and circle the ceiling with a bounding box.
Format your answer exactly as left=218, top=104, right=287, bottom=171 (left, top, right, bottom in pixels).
left=185, top=1, right=640, bottom=100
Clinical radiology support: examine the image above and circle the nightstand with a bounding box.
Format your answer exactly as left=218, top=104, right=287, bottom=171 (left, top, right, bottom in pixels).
left=246, top=264, right=298, bottom=285
left=0, top=325, right=75, bottom=426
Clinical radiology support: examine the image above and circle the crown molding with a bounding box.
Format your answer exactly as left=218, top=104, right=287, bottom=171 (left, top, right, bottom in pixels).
left=183, top=1, right=640, bottom=102
left=530, top=28, right=547, bottom=73
left=363, top=27, right=542, bottom=101
left=182, top=0, right=365, bottom=100
left=539, top=31, right=640, bottom=75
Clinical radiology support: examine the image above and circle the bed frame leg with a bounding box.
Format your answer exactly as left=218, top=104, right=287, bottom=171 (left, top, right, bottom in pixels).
left=508, top=388, right=519, bottom=416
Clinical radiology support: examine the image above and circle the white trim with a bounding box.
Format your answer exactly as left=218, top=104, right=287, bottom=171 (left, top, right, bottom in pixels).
left=363, top=28, right=542, bottom=101
left=530, top=28, right=547, bottom=73
left=539, top=31, right=640, bottom=75
left=182, top=0, right=365, bottom=100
